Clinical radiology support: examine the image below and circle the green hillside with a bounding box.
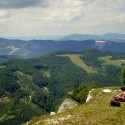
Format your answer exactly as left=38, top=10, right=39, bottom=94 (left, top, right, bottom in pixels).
left=0, top=49, right=125, bottom=125
left=98, top=55, right=125, bottom=67
left=25, top=87, right=125, bottom=125
left=59, top=54, right=95, bottom=73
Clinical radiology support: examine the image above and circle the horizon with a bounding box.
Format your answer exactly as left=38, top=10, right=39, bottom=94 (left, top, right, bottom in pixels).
left=0, top=0, right=125, bottom=38
left=1, top=32, right=125, bottom=41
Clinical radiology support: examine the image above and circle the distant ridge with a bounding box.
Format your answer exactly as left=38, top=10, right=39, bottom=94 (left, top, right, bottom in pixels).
left=0, top=34, right=125, bottom=58
left=60, top=33, right=125, bottom=41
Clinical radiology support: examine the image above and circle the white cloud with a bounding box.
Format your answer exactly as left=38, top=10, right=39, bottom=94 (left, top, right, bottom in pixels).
left=0, top=0, right=125, bottom=37
left=0, top=10, right=10, bottom=18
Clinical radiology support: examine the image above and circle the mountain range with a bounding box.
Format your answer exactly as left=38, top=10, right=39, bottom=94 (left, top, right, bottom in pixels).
left=61, top=33, right=125, bottom=41
left=0, top=33, right=125, bottom=58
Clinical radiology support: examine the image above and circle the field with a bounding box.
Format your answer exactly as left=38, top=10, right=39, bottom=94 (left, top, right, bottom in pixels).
left=60, top=54, right=96, bottom=73
left=98, top=55, right=125, bottom=67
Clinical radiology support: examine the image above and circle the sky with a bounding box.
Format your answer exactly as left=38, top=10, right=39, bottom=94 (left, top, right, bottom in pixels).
left=0, top=0, right=125, bottom=38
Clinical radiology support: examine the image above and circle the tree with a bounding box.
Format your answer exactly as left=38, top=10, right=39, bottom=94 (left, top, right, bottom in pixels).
left=70, top=84, right=97, bottom=104
left=121, top=67, right=125, bottom=84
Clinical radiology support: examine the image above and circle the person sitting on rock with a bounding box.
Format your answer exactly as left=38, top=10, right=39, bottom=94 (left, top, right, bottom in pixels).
left=110, top=87, right=125, bottom=107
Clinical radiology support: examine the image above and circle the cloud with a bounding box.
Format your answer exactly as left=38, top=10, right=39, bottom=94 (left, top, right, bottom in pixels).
left=0, top=0, right=49, bottom=9
left=0, top=0, right=125, bottom=37
left=0, top=10, right=10, bottom=18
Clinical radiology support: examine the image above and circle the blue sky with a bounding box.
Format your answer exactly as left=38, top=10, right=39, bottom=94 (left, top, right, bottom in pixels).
left=0, top=0, right=125, bottom=38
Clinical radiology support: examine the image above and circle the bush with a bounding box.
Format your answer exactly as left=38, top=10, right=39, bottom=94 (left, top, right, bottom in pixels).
left=70, top=84, right=97, bottom=104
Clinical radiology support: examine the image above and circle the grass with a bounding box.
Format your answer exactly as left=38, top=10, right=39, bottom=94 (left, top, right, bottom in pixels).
left=15, top=71, right=45, bottom=104
left=0, top=115, right=14, bottom=122
left=0, top=96, right=10, bottom=103
left=0, top=66, right=5, bottom=69
left=60, top=54, right=96, bottom=73
left=98, top=55, right=125, bottom=67
left=25, top=86, right=125, bottom=125
left=41, top=70, right=50, bottom=78
left=59, top=54, right=125, bottom=73
left=15, top=71, right=37, bottom=92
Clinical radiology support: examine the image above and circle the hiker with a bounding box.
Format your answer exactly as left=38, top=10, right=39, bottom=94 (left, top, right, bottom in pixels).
left=116, top=87, right=125, bottom=101
left=110, top=87, right=125, bottom=107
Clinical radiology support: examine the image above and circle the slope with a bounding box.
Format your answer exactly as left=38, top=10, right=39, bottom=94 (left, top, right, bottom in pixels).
left=26, top=87, right=125, bottom=125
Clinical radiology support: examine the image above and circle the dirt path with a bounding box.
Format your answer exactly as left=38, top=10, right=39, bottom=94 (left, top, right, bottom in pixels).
left=0, top=115, right=7, bottom=121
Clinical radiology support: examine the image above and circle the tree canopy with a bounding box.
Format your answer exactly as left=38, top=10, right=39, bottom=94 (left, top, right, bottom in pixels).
left=121, top=67, right=125, bottom=84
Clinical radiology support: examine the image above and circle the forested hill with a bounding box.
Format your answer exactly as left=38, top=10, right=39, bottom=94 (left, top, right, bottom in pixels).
left=0, top=55, right=18, bottom=61
left=0, top=49, right=125, bottom=125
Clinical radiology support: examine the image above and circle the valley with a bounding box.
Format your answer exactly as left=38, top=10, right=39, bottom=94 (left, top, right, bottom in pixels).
left=0, top=49, right=125, bottom=125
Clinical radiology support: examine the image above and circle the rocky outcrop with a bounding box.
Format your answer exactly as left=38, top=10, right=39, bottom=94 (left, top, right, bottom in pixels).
left=57, top=98, right=78, bottom=113
left=86, top=89, right=95, bottom=103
